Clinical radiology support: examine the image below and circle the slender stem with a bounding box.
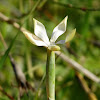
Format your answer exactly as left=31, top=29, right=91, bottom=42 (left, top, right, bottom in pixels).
left=46, top=49, right=55, bottom=100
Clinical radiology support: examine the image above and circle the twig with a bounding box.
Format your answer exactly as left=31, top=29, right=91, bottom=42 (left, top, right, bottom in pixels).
left=76, top=72, right=97, bottom=100
left=51, top=1, right=100, bottom=12
left=0, top=12, right=38, bottom=40
left=89, top=40, right=100, bottom=48
left=0, top=85, right=15, bottom=100
left=0, top=12, right=100, bottom=83
left=55, top=51, right=100, bottom=83
left=0, top=32, right=35, bottom=91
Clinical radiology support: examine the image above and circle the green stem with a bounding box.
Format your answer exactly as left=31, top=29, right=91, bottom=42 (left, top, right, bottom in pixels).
left=46, top=49, right=55, bottom=100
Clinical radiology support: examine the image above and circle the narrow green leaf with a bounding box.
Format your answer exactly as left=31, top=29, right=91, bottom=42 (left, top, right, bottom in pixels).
left=0, top=33, right=18, bottom=69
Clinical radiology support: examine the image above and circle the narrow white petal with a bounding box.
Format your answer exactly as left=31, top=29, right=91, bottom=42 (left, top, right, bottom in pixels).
left=65, top=28, right=76, bottom=43
left=56, top=40, right=65, bottom=44
left=50, top=16, right=68, bottom=42
left=23, top=31, right=48, bottom=47
left=33, top=18, right=50, bottom=45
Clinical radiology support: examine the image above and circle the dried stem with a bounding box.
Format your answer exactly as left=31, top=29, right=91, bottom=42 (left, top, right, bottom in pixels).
left=76, top=72, right=97, bottom=100
left=0, top=85, right=15, bottom=100
left=55, top=51, right=100, bottom=83
left=0, top=32, right=35, bottom=92
left=51, top=1, right=100, bottom=12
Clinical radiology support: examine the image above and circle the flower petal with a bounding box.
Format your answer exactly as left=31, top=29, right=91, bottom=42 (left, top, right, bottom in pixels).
left=33, top=18, right=50, bottom=45
left=50, top=16, right=68, bottom=43
left=65, top=28, right=76, bottom=43
left=56, top=40, right=65, bottom=44
left=23, top=31, right=48, bottom=47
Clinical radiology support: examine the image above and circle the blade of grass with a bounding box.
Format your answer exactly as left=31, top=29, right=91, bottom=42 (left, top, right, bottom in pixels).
left=35, top=72, right=46, bottom=100
left=0, top=0, right=41, bottom=69
left=0, top=33, right=19, bottom=69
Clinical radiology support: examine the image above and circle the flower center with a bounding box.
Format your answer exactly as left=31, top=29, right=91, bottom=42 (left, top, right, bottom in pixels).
left=48, top=43, right=60, bottom=51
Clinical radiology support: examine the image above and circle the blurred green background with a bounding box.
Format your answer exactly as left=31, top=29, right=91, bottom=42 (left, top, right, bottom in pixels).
left=0, top=0, right=100, bottom=100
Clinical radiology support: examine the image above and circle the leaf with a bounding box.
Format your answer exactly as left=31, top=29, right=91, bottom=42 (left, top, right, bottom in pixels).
left=0, top=33, right=18, bottom=69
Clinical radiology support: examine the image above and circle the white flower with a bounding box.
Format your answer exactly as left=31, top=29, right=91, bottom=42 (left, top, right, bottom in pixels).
left=23, top=16, right=76, bottom=51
